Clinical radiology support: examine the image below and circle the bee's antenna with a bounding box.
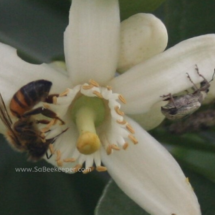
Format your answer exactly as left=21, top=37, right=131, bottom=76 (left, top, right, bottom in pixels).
left=209, top=69, right=215, bottom=83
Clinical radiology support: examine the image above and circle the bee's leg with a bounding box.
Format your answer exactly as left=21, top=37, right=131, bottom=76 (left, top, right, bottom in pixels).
left=36, top=119, right=50, bottom=124
left=22, top=107, right=64, bottom=124
left=46, top=151, right=53, bottom=159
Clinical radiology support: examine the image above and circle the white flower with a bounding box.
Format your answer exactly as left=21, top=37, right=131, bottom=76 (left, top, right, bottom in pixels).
left=1, top=0, right=215, bottom=214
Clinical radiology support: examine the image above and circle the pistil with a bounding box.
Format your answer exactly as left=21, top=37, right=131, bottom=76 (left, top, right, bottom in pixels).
left=76, top=106, right=101, bottom=155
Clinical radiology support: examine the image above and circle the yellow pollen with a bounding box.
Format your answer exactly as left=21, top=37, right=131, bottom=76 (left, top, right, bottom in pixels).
left=63, top=158, right=76, bottom=163
left=128, top=134, right=138, bottom=144
left=82, top=85, right=94, bottom=90
left=126, top=123, right=135, bottom=134
left=43, top=103, right=50, bottom=109
left=96, top=166, right=107, bottom=172
left=89, top=79, right=100, bottom=87
left=93, top=90, right=103, bottom=98
left=116, top=119, right=127, bottom=125
left=115, top=106, right=124, bottom=116
left=118, top=94, right=126, bottom=104
left=77, top=131, right=101, bottom=155
left=123, top=143, right=129, bottom=150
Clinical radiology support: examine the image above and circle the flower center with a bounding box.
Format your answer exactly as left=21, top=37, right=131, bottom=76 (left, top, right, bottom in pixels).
left=45, top=80, right=138, bottom=173
left=72, top=96, right=105, bottom=154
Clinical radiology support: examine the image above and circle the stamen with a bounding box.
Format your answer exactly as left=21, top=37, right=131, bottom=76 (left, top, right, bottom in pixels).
left=106, top=145, right=112, bottom=155
left=41, top=119, right=57, bottom=133
left=117, top=119, right=127, bottom=124
left=83, top=167, right=94, bottom=174
left=57, top=160, right=63, bottom=167
left=55, top=150, right=61, bottom=161
left=89, top=79, right=100, bottom=87
left=118, top=94, right=126, bottom=104
left=126, top=123, right=135, bottom=134
left=123, top=142, right=129, bottom=150
left=106, top=85, right=112, bottom=90
left=115, top=106, right=124, bottom=116
left=128, top=134, right=138, bottom=144
left=73, top=164, right=82, bottom=173
left=63, top=158, right=76, bottom=163
left=93, top=91, right=103, bottom=98
left=53, top=96, right=58, bottom=104
left=96, top=166, right=107, bottom=172
left=82, top=85, right=94, bottom=90
left=49, top=144, right=55, bottom=154
left=59, top=89, right=70, bottom=97
left=111, top=144, right=120, bottom=151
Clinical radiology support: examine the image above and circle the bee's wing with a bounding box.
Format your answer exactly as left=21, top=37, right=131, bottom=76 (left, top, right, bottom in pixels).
left=0, top=94, right=13, bottom=128
left=0, top=94, right=24, bottom=150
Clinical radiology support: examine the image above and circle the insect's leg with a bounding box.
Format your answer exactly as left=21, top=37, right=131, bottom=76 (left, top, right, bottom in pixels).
left=22, top=107, right=64, bottom=124
left=36, top=119, right=50, bottom=124
left=186, top=72, right=198, bottom=91
left=46, top=151, right=53, bottom=159
left=161, top=93, right=177, bottom=108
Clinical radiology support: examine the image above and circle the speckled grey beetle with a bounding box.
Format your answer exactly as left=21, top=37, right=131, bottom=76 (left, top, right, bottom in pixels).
left=161, top=65, right=214, bottom=120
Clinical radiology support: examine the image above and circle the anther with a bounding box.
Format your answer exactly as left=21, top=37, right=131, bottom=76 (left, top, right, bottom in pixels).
left=114, top=106, right=124, bottom=116
left=49, top=144, right=55, bottom=155
left=118, top=94, right=126, bottom=104
left=57, top=160, right=63, bottom=167
left=55, top=150, right=61, bottom=161
left=73, top=164, right=82, bottom=173
left=82, top=85, right=94, bottom=90
left=111, top=144, right=120, bottom=151
left=126, top=123, right=135, bottom=134
left=63, top=158, right=76, bottom=163
left=53, top=96, right=58, bottom=104
left=59, top=89, right=70, bottom=97
left=123, top=142, right=129, bottom=150
left=128, top=134, right=138, bottom=144
left=83, top=167, right=94, bottom=174
left=106, top=145, right=112, bottom=155
left=89, top=79, right=100, bottom=87
left=106, top=85, right=112, bottom=90
left=96, top=166, right=107, bottom=172
left=93, top=91, right=103, bottom=98
left=116, top=119, right=127, bottom=125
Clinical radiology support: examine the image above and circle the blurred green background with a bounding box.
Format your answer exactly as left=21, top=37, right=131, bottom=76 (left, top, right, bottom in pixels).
left=0, top=0, right=215, bottom=215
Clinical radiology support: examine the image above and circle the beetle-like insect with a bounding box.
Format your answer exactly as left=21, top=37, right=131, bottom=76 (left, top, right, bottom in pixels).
left=0, top=80, right=67, bottom=161
left=161, top=66, right=214, bottom=120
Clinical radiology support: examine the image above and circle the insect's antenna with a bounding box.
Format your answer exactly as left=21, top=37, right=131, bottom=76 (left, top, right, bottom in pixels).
left=209, top=69, right=215, bottom=83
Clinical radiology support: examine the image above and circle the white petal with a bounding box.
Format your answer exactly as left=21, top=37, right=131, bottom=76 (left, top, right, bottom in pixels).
left=64, top=0, right=120, bottom=85
left=128, top=101, right=166, bottom=130
left=0, top=42, right=71, bottom=132
left=101, top=117, right=201, bottom=215
left=118, top=13, right=168, bottom=73
left=44, top=117, right=79, bottom=171
left=0, top=43, right=71, bottom=103
left=109, top=34, right=215, bottom=114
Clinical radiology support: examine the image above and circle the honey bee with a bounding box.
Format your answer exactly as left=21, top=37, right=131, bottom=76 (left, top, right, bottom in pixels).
left=0, top=80, right=67, bottom=161
left=161, top=66, right=214, bottom=120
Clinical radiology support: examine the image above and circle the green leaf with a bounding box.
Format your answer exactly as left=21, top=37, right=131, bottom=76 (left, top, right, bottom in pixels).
left=157, top=0, right=215, bottom=47
left=95, top=165, right=215, bottom=215
left=95, top=180, right=149, bottom=215
left=119, top=0, right=166, bottom=20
